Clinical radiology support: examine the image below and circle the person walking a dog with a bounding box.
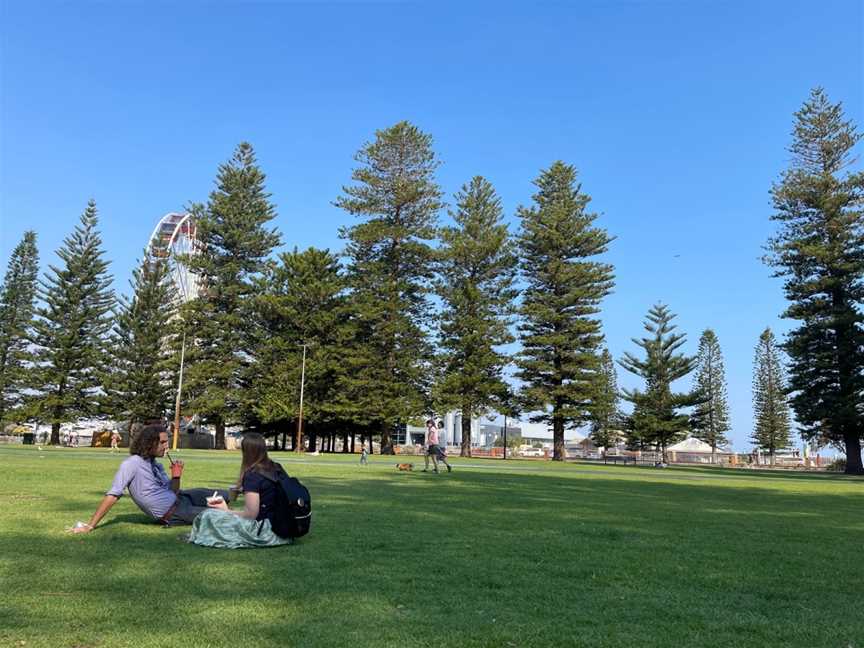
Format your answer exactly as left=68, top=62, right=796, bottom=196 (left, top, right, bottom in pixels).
left=69, top=423, right=230, bottom=533
left=423, top=419, right=452, bottom=473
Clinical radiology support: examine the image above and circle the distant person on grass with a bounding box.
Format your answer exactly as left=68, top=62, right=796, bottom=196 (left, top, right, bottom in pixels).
left=423, top=419, right=452, bottom=473
left=69, top=423, right=230, bottom=533
left=187, top=432, right=291, bottom=549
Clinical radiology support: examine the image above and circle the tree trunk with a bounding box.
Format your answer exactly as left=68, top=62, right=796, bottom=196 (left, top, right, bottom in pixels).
left=553, top=416, right=564, bottom=461
left=350, top=433, right=355, bottom=453
left=460, top=409, right=472, bottom=457
left=843, top=430, right=864, bottom=474
left=214, top=418, right=226, bottom=450
left=50, top=421, right=60, bottom=446
left=309, top=432, right=318, bottom=452
left=380, top=421, right=394, bottom=455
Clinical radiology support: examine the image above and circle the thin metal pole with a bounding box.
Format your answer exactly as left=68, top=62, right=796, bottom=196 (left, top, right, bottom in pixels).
left=296, top=344, right=307, bottom=453
left=172, top=331, right=186, bottom=451
left=503, top=415, right=507, bottom=460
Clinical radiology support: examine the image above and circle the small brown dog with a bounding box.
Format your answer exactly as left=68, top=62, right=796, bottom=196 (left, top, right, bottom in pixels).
left=396, top=463, right=414, bottom=471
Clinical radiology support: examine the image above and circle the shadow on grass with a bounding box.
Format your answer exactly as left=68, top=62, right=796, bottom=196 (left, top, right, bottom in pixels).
left=2, top=463, right=863, bottom=648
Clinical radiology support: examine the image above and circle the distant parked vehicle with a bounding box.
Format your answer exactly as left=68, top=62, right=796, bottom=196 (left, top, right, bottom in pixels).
left=521, top=447, right=543, bottom=457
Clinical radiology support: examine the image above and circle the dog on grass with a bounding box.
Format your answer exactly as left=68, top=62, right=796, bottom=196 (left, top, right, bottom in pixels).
left=396, top=463, right=414, bottom=472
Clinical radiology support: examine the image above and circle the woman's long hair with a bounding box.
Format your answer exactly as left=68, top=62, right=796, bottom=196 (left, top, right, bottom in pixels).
left=237, top=433, right=276, bottom=486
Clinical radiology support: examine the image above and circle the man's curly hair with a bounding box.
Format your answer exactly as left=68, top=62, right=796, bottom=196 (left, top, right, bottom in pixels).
left=129, top=423, right=167, bottom=460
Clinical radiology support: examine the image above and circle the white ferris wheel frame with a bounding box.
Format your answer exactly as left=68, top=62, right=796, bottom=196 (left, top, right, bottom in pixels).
left=146, top=212, right=200, bottom=303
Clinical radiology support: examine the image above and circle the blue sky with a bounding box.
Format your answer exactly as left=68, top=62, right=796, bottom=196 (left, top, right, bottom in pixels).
left=1, top=1, right=862, bottom=450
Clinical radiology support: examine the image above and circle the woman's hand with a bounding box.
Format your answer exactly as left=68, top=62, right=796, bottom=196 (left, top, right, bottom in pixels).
left=207, top=498, right=229, bottom=511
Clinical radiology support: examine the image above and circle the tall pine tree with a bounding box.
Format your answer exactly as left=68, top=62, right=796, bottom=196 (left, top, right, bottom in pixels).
left=336, top=121, right=443, bottom=454
left=752, top=327, right=791, bottom=465
left=588, top=348, right=622, bottom=456
left=516, top=161, right=614, bottom=461
left=620, top=304, right=698, bottom=461
left=435, top=176, right=518, bottom=457
left=0, top=231, right=39, bottom=425
left=690, top=329, right=731, bottom=462
left=30, top=201, right=114, bottom=444
left=252, top=247, right=355, bottom=448
left=105, top=255, right=176, bottom=425
left=183, top=143, right=281, bottom=449
left=765, top=88, right=864, bottom=474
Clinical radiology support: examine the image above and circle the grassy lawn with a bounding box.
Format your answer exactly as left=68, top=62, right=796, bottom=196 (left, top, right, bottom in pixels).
left=1, top=446, right=862, bottom=648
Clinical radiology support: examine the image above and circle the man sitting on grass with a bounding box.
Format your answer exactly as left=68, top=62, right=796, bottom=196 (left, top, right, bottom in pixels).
left=70, top=423, right=231, bottom=533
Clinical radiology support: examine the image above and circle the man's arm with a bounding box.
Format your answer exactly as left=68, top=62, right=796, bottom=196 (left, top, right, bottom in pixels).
left=70, top=495, right=118, bottom=534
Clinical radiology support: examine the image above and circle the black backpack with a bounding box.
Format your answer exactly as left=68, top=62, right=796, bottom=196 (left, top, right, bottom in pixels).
left=259, top=465, right=312, bottom=539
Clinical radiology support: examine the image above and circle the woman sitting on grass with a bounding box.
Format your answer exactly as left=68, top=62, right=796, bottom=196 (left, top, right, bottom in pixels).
left=188, top=433, right=291, bottom=549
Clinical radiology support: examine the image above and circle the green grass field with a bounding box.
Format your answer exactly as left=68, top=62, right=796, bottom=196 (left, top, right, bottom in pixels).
left=1, top=446, right=862, bottom=648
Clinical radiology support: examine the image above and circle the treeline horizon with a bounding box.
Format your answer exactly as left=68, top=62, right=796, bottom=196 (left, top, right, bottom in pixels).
left=1, top=87, right=862, bottom=473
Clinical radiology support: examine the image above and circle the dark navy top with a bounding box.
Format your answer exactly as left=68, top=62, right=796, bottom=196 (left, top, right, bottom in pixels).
left=243, top=468, right=278, bottom=522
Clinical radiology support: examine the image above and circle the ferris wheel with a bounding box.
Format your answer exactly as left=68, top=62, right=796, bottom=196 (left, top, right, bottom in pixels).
left=146, top=212, right=200, bottom=302
left=147, top=212, right=201, bottom=449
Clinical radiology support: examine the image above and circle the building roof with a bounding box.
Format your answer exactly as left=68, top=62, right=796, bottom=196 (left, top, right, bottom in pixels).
left=667, top=437, right=731, bottom=453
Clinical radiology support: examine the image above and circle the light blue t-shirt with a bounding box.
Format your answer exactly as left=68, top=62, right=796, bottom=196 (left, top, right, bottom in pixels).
left=107, top=455, right=177, bottom=519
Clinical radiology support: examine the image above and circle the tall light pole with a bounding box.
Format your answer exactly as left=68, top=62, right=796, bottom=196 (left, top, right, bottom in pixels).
left=295, top=344, right=307, bottom=453
left=171, top=331, right=187, bottom=450
left=503, top=415, right=508, bottom=460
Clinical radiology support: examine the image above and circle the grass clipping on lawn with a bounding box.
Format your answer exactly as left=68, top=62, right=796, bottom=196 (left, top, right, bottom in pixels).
left=1, top=446, right=863, bottom=648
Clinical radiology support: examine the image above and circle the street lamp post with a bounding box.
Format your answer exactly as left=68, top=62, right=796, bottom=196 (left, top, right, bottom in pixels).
left=171, top=331, right=187, bottom=451
left=503, top=415, right=507, bottom=460
left=295, top=344, right=307, bottom=453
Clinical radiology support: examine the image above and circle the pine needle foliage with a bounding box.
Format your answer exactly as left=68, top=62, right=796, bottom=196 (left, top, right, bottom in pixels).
left=619, top=304, right=698, bottom=460
left=0, top=231, right=39, bottom=425
left=751, top=327, right=792, bottom=464
left=690, top=329, right=731, bottom=461
left=183, top=143, right=281, bottom=449
left=765, top=88, right=864, bottom=474
left=588, top=348, right=622, bottom=454
left=515, top=161, right=614, bottom=461
left=105, top=255, right=176, bottom=425
left=435, top=176, right=518, bottom=457
left=336, top=121, right=443, bottom=454
left=252, top=247, right=355, bottom=443
left=30, top=201, right=114, bottom=444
